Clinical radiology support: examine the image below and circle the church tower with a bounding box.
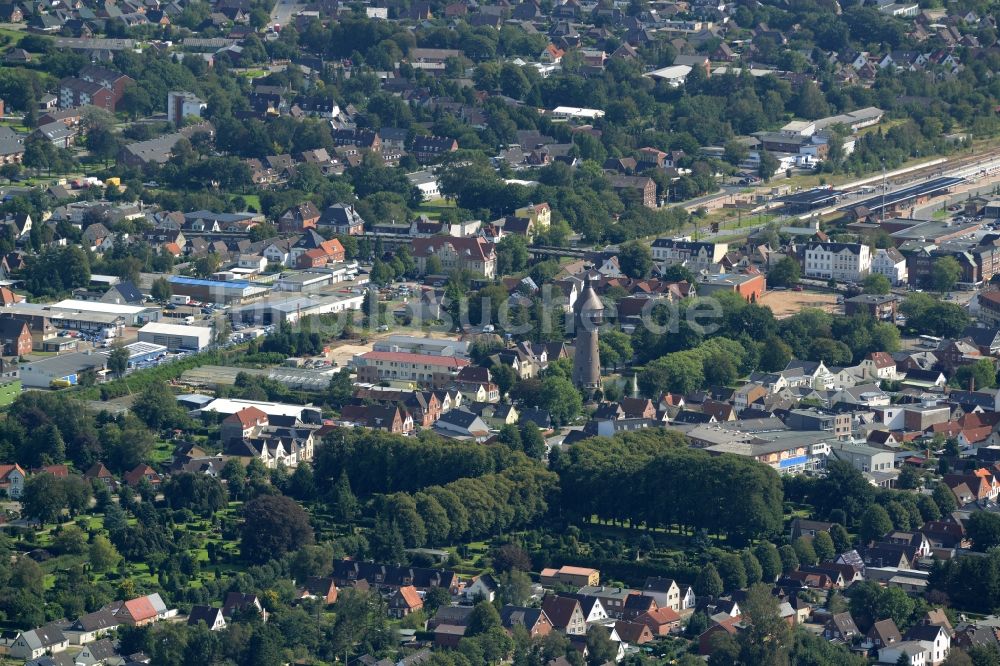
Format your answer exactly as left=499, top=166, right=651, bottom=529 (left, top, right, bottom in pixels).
left=572, top=276, right=603, bottom=392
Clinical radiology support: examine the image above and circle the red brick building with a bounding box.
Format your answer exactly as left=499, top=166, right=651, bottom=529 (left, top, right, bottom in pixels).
left=695, top=270, right=766, bottom=302
left=609, top=175, right=657, bottom=208
left=0, top=318, right=31, bottom=357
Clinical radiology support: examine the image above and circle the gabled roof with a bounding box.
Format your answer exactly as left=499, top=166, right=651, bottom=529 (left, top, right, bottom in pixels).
left=500, top=605, right=549, bottom=631
left=615, top=620, right=653, bottom=643
left=120, top=596, right=157, bottom=622
left=828, top=612, right=859, bottom=636
left=0, top=317, right=27, bottom=339
left=20, top=624, right=67, bottom=650
left=869, top=618, right=902, bottom=645
left=84, top=462, right=115, bottom=480
left=0, top=463, right=25, bottom=481
left=924, top=608, right=954, bottom=635
left=225, top=406, right=268, bottom=428
left=541, top=595, right=582, bottom=628
left=105, top=280, right=144, bottom=304
left=411, top=236, right=494, bottom=262
left=637, top=607, right=680, bottom=625
left=867, top=351, right=896, bottom=369
left=70, top=608, right=119, bottom=632
left=222, top=591, right=262, bottom=616
left=624, top=594, right=657, bottom=612
left=332, top=560, right=457, bottom=590
left=428, top=605, right=474, bottom=630
left=905, top=623, right=949, bottom=642
left=81, top=637, right=117, bottom=660
left=187, top=605, right=224, bottom=627
left=436, top=408, right=485, bottom=430
left=392, top=585, right=423, bottom=609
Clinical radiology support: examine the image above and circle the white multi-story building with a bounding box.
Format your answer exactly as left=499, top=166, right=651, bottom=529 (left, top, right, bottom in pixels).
left=166, top=91, right=206, bottom=126
left=651, top=239, right=728, bottom=272
left=406, top=170, right=440, bottom=201
left=872, top=247, right=909, bottom=285
left=802, top=241, right=871, bottom=283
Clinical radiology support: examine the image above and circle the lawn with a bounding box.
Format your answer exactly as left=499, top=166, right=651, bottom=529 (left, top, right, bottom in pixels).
left=237, top=69, right=268, bottom=79
left=0, top=26, right=25, bottom=52
left=417, top=199, right=457, bottom=220
left=238, top=194, right=261, bottom=210
left=149, top=439, right=175, bottom=465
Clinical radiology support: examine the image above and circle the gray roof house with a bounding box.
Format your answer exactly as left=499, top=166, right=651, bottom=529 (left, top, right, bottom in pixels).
left=9, top=624, right=69, bottom=661
left=433, top=409, right=490, bottom=441
left=75, top=638, right=119, bottom=666
left=318, top=203, right=366, bottom=234
left=101, top=280, right=144, bottom=305
left=65, top=608, right=120, bottom=644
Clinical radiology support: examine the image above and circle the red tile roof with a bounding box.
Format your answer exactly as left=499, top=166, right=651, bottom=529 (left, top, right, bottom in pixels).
left=121, top=596, right=157, bottom=623
left=396, top=586, right=423, bottom=609
left=0, top=464, right=24, bottom=481
left=961, top=426, right=993, bottom=444
left=637, top=607, right=680, bottom=625
left=35, top=465, right=69, bottom=478
left=123, top=464, right=158, bottom=486
left=615, top=620, right=654, bottom=644
left=0, top=287, right=22, bottom=305
left=225, top=406, right=268, bottom=428
left=980, top=291, right=1000, bottom=307
left=868, top=351, right=895, bottom=368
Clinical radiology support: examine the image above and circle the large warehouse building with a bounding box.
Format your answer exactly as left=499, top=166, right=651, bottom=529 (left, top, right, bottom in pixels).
left=99, top=341, right=167, bottom=368
left=3, top=303, right=127, bottom=338
left=50, top=299, right=161, bottom=326
left=167, top=276, right=271, bottom=304
left=20, top=351, right=107, bottom=388
left=231, top=292, right=365, bottom=326
left=137, top=322, right=213, bottom=351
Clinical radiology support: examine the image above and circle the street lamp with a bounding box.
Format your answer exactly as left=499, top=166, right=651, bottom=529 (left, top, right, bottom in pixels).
left=881, top=158, right=887, bottom=223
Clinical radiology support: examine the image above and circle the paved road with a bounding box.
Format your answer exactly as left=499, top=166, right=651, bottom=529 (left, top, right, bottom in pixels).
left=270, top=0, right=305, bottom=27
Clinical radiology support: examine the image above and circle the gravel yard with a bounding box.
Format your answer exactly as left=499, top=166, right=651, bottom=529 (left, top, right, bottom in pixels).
left=758, top=290, right=839, bottom=318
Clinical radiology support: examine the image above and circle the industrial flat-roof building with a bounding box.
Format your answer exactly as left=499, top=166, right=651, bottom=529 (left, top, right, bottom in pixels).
left=695, top=271, right=766, bottom=302
left=180, top=364, right=338, bottom=391
left=21, top=351, right=107, bottom=388
left=373, top=335, right=469, bottom=358
left=99, top=341, right=167, bottom=368
left=167, top=276, right=271, bottom=304
left=138, top=322, right=212, bottom=351
left=193, top=397, right=323, bottom=423
left=2, top=303, right=129, bottom=337
left=702, top=430, right=833, bottom=473
left=50, top=299, right=160, bottom=326
left=778, top=188, right=845, bottom=213
left=231, top=292, right=365, bottom=326
left=276, top=271, right=334, bottom=293
left=840, top=177, right=964, bottom=217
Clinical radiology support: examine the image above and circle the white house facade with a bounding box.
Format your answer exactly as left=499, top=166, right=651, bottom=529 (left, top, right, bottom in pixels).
left=872, top=247, right=909, bottom=286
left=803, top=241, right=872, bottom=282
